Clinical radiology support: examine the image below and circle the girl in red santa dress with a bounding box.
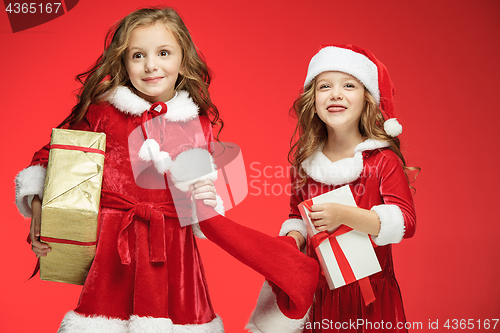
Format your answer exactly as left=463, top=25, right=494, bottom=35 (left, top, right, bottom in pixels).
left=15, top=7, right=320, bottom=332
left=278, top=45, right=417, bottom=332
left=15, top=7, right=226, bottom=332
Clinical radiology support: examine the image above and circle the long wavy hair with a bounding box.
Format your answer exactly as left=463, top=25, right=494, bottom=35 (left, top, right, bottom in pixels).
left=59, top=7, right=222, bottom=136
left=289, top=77, right=419, bottom=187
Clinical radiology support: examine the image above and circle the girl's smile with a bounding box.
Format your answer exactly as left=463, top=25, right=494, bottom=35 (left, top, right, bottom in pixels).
left=314, top=71, right=365, bottom=133
left=327, top=103, right=347, bottom=113
left=142, top=76, right=165, bottom=83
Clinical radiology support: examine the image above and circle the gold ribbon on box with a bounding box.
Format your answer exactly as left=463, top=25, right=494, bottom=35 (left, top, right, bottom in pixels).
left=40, top=129, right=106, bottom=285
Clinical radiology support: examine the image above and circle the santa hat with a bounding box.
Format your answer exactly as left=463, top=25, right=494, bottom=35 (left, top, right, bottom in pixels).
left=304, top=44, right=402, bottom=137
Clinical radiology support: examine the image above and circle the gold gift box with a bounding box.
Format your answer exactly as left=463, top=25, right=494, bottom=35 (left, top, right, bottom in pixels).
left=40, top=129, right=106, bottom=285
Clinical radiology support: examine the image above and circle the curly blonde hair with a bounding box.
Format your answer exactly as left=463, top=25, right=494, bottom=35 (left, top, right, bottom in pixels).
left=289, top=77, right=417, bottom=187
left=59, top=7, right=222, bottom=135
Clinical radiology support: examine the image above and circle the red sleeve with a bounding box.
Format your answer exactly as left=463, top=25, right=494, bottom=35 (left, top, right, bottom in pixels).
left=373, top=150, right=417, bottom=241
left=288, top=172, right=306, bottom=220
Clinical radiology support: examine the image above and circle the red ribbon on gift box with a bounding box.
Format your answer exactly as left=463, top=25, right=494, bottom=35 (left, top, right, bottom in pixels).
left=26, top=140, right=104, bottom=281
left=304, top=199, right=376, bottom=306
left=48, top=144, right=105, bottom=155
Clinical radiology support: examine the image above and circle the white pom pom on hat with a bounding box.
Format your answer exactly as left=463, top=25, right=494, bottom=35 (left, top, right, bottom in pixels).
left=138, top=139, right=160, bottom=162
left=138, top=139, right=172, bottom=174
left=305, top=44, right=402, bottom=137
left=383, top=118, right=403, bottom=137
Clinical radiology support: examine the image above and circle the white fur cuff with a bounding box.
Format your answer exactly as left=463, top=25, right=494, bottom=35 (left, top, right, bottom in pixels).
left=192, top=223, right=206, bottom=239
left=279, top=218, right=307, bottom=240
left=15, top=165, right=47, bottom=218
left=246, top=281, right=308, bottom=333
left=58, top=311, right=128, bottom=333
left=214, top=194, right=225, bottom=216
left=370, top=204, right=405, bottom=246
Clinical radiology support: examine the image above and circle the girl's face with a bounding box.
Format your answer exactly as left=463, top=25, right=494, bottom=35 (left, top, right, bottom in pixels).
left=125, top=23, right=183, bottom=103
left=314, top=71, right=366, bottom=134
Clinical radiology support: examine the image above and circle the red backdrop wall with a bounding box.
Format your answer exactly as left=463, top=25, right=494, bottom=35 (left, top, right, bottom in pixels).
left=1, top=0, right=499, bottom=332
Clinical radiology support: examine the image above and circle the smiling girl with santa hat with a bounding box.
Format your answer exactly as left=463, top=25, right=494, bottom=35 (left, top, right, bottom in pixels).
left=248, top=45, right=418, bottom=333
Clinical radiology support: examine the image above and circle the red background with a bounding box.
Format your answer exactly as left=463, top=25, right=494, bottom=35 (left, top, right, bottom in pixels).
left=1, top=0, right=499, bottom=331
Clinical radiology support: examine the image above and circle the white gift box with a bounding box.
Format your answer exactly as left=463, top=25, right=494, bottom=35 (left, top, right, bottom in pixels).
left=298, top=185, right=381, bottom=290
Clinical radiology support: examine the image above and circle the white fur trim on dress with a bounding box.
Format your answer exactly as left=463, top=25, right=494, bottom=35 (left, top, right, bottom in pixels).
left=58, top=311, right=128, bottom=333
left=129, top=314, right=223, bottom=332
left=58, top=311, right=223, bottom=333
left=169, top=148, right=218, bottom=192
left=370, top=204, right=405, bottom=246
left=304, top=46, right=380, bottom=104
left=279, top=218, right=307, bottom=241
left=246, top=281, right=308, bottom=333
left=105, top=87, right=199, bottom=122
left=105, top=86, right=151, bottom=117
left=15, top=165, right=47, bottom=218
left=301, top=139, right=389, bottom=186
left=164, top=90, right=199, bottom=122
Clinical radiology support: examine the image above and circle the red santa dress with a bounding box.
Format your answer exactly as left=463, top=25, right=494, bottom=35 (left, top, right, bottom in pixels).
left=15, top=87, right=224, bottom=332
left=277, top=139, right=417, bottom=333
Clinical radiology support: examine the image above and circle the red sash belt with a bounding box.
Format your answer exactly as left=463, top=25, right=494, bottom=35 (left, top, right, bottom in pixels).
left=100, top=189, right=191, bottom=264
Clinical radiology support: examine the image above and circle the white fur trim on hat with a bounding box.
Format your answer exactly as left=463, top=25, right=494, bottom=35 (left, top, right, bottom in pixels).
left=383, top=118, right=403, bottom=137
left=302, top=139, right=390, bottom=186
left=246, top=281, right=308, bottom=333
left=15, top=165, right=47, bottom=218
left=58, top=311, right=128, bottom=333
left=304, top=46, right=380, bottom=103
left=169, top=148, right=218, bottom=192
left=279, top=218, right=307, bottom=241
left=370, top=204, right=405, bottom=246
left=128, top=314, right=223, bottom=332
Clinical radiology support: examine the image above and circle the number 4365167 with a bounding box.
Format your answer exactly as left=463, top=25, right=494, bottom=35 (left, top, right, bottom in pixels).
left=443, top=319, right=498, bottom=330
left=5, top=3, right=62, bottom=14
